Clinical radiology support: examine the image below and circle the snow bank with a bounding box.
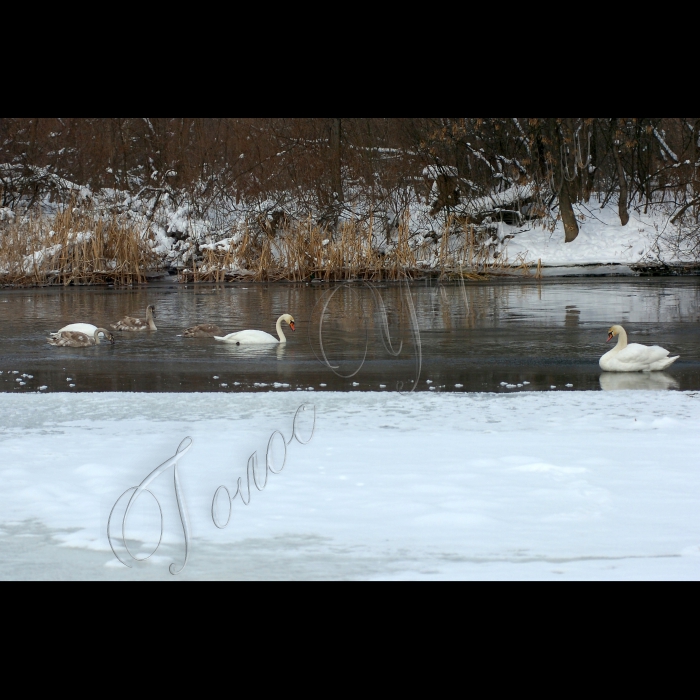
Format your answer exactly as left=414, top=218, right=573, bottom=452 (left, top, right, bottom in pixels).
left=502, top=201, right=696, bottom=268
left=1, top=391, right=699, bottom=580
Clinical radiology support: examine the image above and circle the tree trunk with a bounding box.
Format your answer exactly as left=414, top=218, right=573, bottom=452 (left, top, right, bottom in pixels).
left=330, top=118, right=343, bottom=203
left=613, top=120, right=629, bottom=226
left=583, top=122, right=597, bottom=203
left=692, top=118, right=700, bottom=198
left=560, top=181, right=579, bottom=242
left=614, top=149, right=629, bottom=226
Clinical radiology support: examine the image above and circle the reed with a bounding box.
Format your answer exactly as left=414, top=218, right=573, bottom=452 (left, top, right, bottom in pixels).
left=3, top=207, right=533, bottom=286
left=0, top=202, right=159, bottom=286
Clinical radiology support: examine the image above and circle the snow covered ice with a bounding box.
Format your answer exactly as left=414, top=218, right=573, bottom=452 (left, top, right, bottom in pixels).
left=0, top=391, right=699, bottom=580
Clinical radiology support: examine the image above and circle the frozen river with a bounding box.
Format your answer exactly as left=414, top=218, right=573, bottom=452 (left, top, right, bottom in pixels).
left=0, top=276, right=699, bottom=393
left=1, top=391, right=699, bottom=580
left=1, top=278, right=699, bottom=579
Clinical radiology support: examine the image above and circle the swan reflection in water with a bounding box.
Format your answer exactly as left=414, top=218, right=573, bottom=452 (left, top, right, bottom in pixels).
left=599, top=372, right=679, bottom=391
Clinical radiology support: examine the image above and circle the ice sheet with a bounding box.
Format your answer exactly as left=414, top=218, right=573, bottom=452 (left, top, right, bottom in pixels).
left=1, top=391, right=699, bottom=580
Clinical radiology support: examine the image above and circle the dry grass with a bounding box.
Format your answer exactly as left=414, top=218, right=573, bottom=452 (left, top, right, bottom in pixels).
left=1, top=206, right=532, bottom=286
left=183, top=215, right=528, bottom=283
left=0, top=203, right=159, bottom=286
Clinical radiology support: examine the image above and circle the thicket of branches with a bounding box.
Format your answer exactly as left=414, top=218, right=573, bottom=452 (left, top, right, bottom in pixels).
left=2, top=118, right=700, bottom=241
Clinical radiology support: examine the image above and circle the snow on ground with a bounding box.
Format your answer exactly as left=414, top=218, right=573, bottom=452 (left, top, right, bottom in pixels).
left=503, top=201, right=693, bottom=268
left=1, top=391, right=699, bottom=580
left=4, top=167, right=698, bottom=273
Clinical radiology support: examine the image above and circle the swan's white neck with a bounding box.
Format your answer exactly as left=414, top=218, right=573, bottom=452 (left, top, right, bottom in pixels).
left=276, top=316, right=287, bottom=343
left=613, top=327, right=628, bottom=351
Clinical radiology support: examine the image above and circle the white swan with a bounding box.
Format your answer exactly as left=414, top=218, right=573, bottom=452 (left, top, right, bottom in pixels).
left=599, top=325, right=679, bottom=372
left=48, top=328, right=114, bottom=347
left=215, top=314, right=295, bottom=344
left=51, top=323, right=104, bottom=337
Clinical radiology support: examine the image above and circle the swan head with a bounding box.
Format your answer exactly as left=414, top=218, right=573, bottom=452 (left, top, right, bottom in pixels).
left=607, top=325, right=623, bottom=342
left=147, top=304, right=156, bottom=317
left=282, top=314, right=295, bottom=332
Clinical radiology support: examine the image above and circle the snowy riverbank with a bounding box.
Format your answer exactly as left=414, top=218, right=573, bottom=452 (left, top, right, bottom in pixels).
left=1, top=391, right=699, bottom=580
left=502, top=201, right=698, bottom=272
left=4, top=182, right=700, bottom=285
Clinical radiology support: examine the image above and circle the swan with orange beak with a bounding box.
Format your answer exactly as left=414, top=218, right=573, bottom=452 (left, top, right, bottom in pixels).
left=215, top=314, right=295, bottom=344
left=600, top=324, right=679, bottom=372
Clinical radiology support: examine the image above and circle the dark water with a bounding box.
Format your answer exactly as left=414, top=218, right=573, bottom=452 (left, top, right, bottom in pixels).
left=1, top=277, right=699, bottom=393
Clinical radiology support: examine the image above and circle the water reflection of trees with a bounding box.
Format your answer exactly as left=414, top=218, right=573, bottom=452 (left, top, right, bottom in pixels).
left=2, top=279, right=699, bottom=341
left=411, top=279, right=700, bottom=332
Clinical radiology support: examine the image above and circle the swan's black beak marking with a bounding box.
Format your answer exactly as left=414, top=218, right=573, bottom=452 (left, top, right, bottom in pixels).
left=290, top=322, right=295, bottom=332
left=606, top=332, right=613, bottom=342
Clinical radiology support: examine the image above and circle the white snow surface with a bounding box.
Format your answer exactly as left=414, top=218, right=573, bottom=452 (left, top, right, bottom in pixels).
left=502, top=202, right=694, bottom=267
left=1, top=391, right=699, bottom=580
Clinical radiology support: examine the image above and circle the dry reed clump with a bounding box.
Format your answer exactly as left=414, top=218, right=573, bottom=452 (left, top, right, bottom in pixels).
left=0, top=204, right=159, bottom=286
left=183, top=215, right=530, bottom=283
left=1, top=206, right=534, bottom=286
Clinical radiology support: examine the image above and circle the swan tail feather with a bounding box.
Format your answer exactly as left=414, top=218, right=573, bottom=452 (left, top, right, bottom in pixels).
left=651, top=355, right=679, bottom=371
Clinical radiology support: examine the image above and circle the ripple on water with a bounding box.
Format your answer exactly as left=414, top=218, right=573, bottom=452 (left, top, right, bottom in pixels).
left=0, top=278, right=697, bottom=392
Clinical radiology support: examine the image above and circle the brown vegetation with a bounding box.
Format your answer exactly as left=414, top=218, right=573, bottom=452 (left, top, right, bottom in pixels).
left=179, top=216, right=519, bottom=283
left=3, top=118, right=700, bottom=232
left=2, top=118, right=700, bottom=285
left=0, top=210, right=527, bottom=286
left=0, top=205, right=157, bottom=285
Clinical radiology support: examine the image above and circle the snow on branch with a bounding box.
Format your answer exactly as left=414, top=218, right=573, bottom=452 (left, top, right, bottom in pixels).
left=458, top=183, right=535, bottom=217
left=653, top=128, right=679, bottom=163
left=0, top=163, right=88, bottom=196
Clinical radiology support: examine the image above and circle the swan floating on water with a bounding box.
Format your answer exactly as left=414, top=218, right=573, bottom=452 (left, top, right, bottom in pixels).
left=183, top=324, right=223, bottom=338
left=599, top=325, right=679, bottom=372
left=111, top=304, right=157, bottom=331
left=215, top=314, right=295, bottom=344
left=52, top=322, right=107, bottom=337
left=48, top=328, right=114, bottom=347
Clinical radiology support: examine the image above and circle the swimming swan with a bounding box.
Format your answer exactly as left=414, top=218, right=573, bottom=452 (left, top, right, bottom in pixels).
left=48, top=328, right=114, bottom=347
left=111, top=304, right=157, bottom=331
left=215, top=314, right=295, bottom=344
left=183, top=324, right=223, bottom=338
left=599, top=325, right=679, bottom=372
left=52, top=323, right=107, bottom=337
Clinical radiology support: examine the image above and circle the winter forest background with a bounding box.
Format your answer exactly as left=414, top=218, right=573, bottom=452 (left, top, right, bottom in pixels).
left=1, top=118, right=700, bottom=284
